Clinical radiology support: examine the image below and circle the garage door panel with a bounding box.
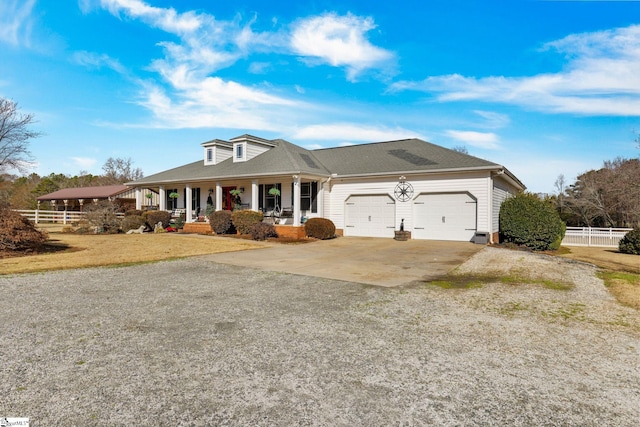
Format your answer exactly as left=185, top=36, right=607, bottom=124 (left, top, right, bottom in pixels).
left=345, top=195, right=395, bottom=238
left=413, top=193, right=477, bottom=241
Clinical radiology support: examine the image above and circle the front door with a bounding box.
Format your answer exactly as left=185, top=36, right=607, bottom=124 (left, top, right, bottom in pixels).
left=222, top=186, right=236, bottom=211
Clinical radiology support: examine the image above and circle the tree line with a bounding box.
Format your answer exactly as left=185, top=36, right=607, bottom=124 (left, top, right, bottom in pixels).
left=554, top=156, right=640, bottom=229
left=0, top=157, right=144, bottom=209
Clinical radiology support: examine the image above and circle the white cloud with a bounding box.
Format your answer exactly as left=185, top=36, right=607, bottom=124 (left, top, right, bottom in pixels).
left=473, top=110, right=510, bottom=129
left=445, top=130, right=500, bottom=150
left=72, top=51, right=127, bottom=74
left=390, top=24, right=640, bottom=116
left=0, top=0, right=36, bottom=46
left=71, top=157, right=98, bottom=169
left=290, top=13, right=394, bottom=81
left=292, top=123, right=422, bottom=142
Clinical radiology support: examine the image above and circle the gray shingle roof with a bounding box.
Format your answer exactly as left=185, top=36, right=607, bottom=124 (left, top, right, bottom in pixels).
left=129, top=137, right=523, bottom=189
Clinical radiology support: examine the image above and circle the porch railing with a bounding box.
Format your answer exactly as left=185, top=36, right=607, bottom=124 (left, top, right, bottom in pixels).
left=14, top=209, right=124, bottom=225
left=562, top=227, right=632, bottom=248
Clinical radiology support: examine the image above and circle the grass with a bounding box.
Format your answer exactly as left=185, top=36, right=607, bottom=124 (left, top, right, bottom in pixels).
left=597, top=271, right=640, bottom=310
left=0, top=228, right=266, bottom=275
left=426, top=272, right=573, bottom=291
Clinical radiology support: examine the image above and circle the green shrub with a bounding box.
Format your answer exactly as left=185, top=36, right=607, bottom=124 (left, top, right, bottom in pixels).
left=619, top=228, right=640, bottom=255
left=142, top=210, right=171, bottom=228
left=121, top=215, right=146, bottom=232
left=250, top=222, right=277, bottom=241
left=499, top=193, right=566, bottom=251
left=0, top=207, right=48, bottom=252
left=124, top=209, right=144, bottom=217
left=231, top=210, right=264, bottom=234
left=209, top=210, right=233, bottom=234
left=304, top=217, right=336, bottom=240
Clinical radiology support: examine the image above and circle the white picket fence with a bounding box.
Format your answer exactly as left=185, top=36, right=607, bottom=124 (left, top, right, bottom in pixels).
left=14, top=209, right=124, bottom=225
left=562, top=227, right=632, bottom=248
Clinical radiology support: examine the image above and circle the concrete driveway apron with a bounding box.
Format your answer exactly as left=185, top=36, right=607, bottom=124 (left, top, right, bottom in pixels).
left=203, top=237, right=484, bottom=287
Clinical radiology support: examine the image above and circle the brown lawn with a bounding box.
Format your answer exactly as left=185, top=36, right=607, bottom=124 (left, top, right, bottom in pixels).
left=0, top=225, right=267, bottom=275
left=559, top=245, right=640, bottom=309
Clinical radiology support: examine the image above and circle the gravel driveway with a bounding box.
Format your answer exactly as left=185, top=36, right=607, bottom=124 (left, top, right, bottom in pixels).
left=1, top=247, right=638, bottom=426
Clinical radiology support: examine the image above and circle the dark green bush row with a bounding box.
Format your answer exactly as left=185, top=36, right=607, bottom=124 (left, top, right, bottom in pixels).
left=619, top=228, right=640, bottom=255
left=250, top=222, right=277, bottom=240
left=499, top=193, right=566, bottom=251
left=231, top=210, right=264, bottom=234
left=304, top=218, right=336, bottom=240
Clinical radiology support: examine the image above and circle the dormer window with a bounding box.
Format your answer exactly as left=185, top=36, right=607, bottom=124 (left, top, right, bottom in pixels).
left=234, top=142, right=246, bottom=162
left=206, top=148, right=213, bottom=162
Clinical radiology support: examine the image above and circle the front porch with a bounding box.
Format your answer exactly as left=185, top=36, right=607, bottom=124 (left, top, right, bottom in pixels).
left=134, top=174, right=324, bottom=227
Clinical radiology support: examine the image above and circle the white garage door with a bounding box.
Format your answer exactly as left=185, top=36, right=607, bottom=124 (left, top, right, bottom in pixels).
left=344, top=195, right=396, bottom=238
left=413, top=193, right=477, bottom=241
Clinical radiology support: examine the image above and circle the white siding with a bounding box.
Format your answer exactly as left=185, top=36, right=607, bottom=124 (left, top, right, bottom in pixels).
left=492, top=177, right=517, bottom=234
left=328, top=172, right=492, bottom=240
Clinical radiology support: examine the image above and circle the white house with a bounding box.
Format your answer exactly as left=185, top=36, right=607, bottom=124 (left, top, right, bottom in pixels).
left=128, top=134, right=525, bottom=243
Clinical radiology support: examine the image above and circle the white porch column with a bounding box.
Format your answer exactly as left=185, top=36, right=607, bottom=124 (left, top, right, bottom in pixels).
left=251, top=180, right=259, bottom=211
left=135, top=187, right=142, bottom=210
left=159, top=186, right=166, bottom=211
left=293, top=175, right=301, bottom=226
left=63, top=199, right=68, bottom=225
left=185, top=184, right=193, bottom=222
left=215, top=182, right=222, bottom=211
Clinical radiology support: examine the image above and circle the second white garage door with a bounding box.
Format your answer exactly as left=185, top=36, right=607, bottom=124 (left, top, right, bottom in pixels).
left=344, top=195, right=396, bottom=238
left=413, top=193, right=477, bottom=241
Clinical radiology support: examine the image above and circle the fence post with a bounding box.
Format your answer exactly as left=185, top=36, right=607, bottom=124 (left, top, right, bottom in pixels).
left=588, top=227, right=592, bottom=247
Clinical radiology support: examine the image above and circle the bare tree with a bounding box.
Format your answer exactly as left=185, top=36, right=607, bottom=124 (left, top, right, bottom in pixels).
left=101, top=157, right=144, bottom=184
left=0, top=98, right=41, bottom=173
left=451, top=145, right=469, bottom=154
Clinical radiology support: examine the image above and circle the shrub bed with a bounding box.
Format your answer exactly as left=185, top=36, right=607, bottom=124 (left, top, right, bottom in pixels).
left=231, top=210, right=264, bottom=235
left=121, top=215, right=146, bottom=233
left=499, top=193, right=566, bottom=251
left=619, top=228, right=640, bottom=255
left=142, top=210, right=171, bottom=228
left=209, top=210, right=233, bottom=234
left=304, top=218, right=336, bottom=240
left=250, top=222, right=277, bottom=241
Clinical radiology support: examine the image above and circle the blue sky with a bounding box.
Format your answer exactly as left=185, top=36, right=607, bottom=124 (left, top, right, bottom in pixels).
left=1, top=0, right=639, bottom=193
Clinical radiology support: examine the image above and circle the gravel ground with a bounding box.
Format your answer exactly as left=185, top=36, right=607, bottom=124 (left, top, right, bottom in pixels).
left=1, top=247, right=639, bottom=426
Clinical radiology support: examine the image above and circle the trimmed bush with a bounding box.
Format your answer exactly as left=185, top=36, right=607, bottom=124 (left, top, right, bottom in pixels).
left=619, top=228, right=640, bottom=255
left=304, top=217, right=336, bottom=240
left=142, top=210, right=171, bottom=228
left=121, top=215, right=146, bottom=233
left=209, top=210, right=233, bottom=234
left=124, top=209, right=144, bottom=217
left=250, top=222, right=277, bottom=241
left=231, top=210, right=264, bottom=235
left=499, top=193, right=566, bottom=251
left=0, top=208, right=48, bottom=252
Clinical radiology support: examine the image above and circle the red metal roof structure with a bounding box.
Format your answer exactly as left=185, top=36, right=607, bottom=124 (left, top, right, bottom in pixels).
left=36, top=185, right=132, bottom=201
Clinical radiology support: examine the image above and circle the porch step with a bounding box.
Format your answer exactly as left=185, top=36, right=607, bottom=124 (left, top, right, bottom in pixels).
left=182, top=222, right=212, bottom=234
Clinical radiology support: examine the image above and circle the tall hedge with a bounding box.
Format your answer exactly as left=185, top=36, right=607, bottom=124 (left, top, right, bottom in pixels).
left=499, top=193, right=566, bottom=251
